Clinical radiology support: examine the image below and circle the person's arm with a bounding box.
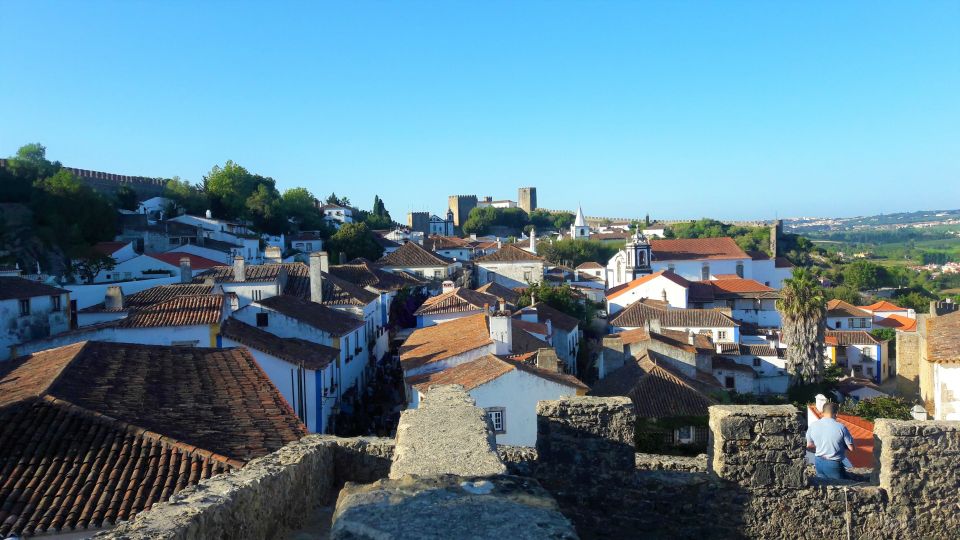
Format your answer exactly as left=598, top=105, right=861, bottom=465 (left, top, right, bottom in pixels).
left=805, top=429, right=815, bottom=450
left=842, top=426, right=854, bottom=452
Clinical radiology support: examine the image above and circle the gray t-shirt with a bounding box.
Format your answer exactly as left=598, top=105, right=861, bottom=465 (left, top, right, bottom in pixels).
left=806, top=417, right=853, bottom=461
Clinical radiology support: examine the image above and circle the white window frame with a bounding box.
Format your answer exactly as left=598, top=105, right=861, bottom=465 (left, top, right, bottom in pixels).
left=675, top=425, right=694, bottom=444
left=486, top=407, right=506, bottom=434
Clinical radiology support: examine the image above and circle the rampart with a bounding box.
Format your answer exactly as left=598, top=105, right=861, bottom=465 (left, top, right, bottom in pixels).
left=98, top=388, right=959, bottom=540
left=0, top=158, right=167, bottom=198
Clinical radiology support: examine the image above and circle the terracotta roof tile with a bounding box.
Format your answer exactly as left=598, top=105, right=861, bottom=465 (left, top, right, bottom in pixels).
left=414, top=288, right=499, bottom=316
left=147, top=252, right=222, bottom=269
left=376, top=242, right=453, bottom=268
left=825, top=330, right=881, bottom=346
left=407, top=354, right=587, bottom=392
left=651, top=237, right=748, bottom=262
left=93, top=241, right=131, bottom=256
left=220, top=318, right=339, bottom=370
left=711, top=355, right=758, bottom=374
left=858, top=300, right=907, bottom=312
left=609, top=302, right=738, bottom=330
left=0, top=276, right=69, bottom=301
left=117, top=294, right=225, bottom=328
left=257, top=295, right=364, bottom=337
left=330, top=260, right=412, bottom=292
left=575, top=261, right=604, bottom=270
left=474, top=244, right=545, bottom=263
left=400, top=313, right=493, bottom=370
left=827, top=299, right=873, bottom=318
left=610, top=328, right=651, bottom=345
left=874, top=314, right=917, bottom=332
left=926, top=311, right=960, bottom=364
left=475, top=281, right=521, bottom=305
left=0, top=341, right=306, bottom=537
left=590, top=354, right=718, bottom=418
left=80, top=283, right=214, bottom=313
left=515, top=302, right=580, bottom=332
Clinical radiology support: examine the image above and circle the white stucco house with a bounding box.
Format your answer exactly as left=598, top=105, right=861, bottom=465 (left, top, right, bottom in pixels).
left=474, top=244, right=545, bottom=289
left=924, top=310, right=960, bottom=420
left=406, top=353, right=587, bottom=446
left=376, top=241, right=456, bottom=282
left=826, top=300, right=874, bottom=331
left=0, top=277, right=71, bottom=361
left=825, top=330, right=890, bottom=384
left=219, top=317, right=340, bottom=434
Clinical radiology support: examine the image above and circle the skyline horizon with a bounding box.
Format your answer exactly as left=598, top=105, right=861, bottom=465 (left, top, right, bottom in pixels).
left=3, top=2, right=957, bottom=220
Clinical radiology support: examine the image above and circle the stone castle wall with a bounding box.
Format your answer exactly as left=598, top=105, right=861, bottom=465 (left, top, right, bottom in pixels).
left=97, top=390, right=959, bottom=540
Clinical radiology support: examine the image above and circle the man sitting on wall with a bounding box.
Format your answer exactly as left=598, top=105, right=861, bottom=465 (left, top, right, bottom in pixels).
left=805, top=401, right=854, bottom=480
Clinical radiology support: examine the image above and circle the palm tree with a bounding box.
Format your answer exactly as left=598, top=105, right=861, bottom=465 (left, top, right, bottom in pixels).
left=776, top=267, right=826, bottom=384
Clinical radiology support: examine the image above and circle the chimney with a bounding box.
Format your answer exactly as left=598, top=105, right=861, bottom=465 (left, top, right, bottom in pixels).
left=310, top=252, right=324, bottom=304
left=205, top=209, right=212, bottom=219
left=814, top=394, right=828, bottom=413
left=233, top=256, right=246, bottom=282
left=529, top=227, right=537, bottom=254
left=104, top=286, right=124, bottom=310
left=648, top=318, right=662, bottom=335
left=179, top=257, right=192, bottom=284
left=320, top=251, right=330, bottom=273
left=489, top=307, right=513, bottom=355
left=545, top=318, right=553, bottom=340
left=339, top=251, right=347, bottom=265
left=688, top=331, right=696, bottom=345
left=535, top=348, right=560, bottom=373
left=910, top=405, right=928, bottom=421
left=442, top=280, right=455, bottom=294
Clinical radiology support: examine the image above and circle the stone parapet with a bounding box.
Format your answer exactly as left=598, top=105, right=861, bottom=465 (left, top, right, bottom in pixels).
left=708, top=404, right=807, bottom=489
left=536, top=396, right=636, bottom=483
left=390, top=385, right=506, bottom=479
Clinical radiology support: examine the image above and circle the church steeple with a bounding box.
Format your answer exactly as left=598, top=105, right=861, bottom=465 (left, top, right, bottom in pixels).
left=571, top=206, right=590, bottom=239
left=626, top=230, right=652, bottom=276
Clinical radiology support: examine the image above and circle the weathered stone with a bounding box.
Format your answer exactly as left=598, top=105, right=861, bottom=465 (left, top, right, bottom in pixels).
left=331, top=475, right=578, bottom=540
left=390, top=385, right=506, bottom=479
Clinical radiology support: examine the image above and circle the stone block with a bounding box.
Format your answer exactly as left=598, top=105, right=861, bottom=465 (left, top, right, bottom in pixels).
left=331, top=475, right=578, bottom=540
left=536, top=396, right=636, bottom=478
left=708, top=405, right=807, bottom=489
left=390, top=385, right=506, bottom=479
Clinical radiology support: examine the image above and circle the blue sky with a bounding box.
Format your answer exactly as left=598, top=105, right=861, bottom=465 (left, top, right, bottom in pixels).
left=2, top=2, right=958, bottom=220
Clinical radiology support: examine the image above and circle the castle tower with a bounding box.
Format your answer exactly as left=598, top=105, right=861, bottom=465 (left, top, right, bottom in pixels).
left=770, top=219, right=783, bottom=258
left=518, top=187, right=537, bottom=213
left=571, top=206, right=590, bottom=239
left=448, top=195, right=478, bottom=228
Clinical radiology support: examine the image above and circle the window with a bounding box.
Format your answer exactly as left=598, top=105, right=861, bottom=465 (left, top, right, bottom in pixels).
left=523, top=271, right=532, bottom=282
left=124, top=272, right=132, bottom=279
left=835, top=321, right=842, bottom=329
left=667, top=264, right=675, bottom=272
left=19, top=298, right=30, bottom=316
left=701, top=264, right=710, bottom=280
left=434, top=270, right=442, bottom=278
left=305, top=242, right=313, bottom=251
left=675, top=426, right=693, bottom=444
left=717, top=330, right=727, bottom=341
left=486, top=407, right=506, bottom=434
left=725, top=376, right=735, bottom=389
left=171, top=340, right=199, bottom=347
left=866, top=366, right=874, bottom=376
left=862, top=347, right=872, bottom=358
left=736, top=262, right=744, bottom=278
left=753, top=357, right=762, bottom=367
left=253, top=290, right=263, bottom=302
left=256, top=312, right=269, bottom=327
left=50, top=295, right=61, bottom=311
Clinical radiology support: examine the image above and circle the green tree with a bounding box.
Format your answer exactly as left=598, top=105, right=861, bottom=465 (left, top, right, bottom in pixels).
left=32, top=169, right=116, bottom=247
left=777, top=268, right=827, bottom=384
left=282, top=187, right=326, bottom=230
left=115, top=184, right=139, bottom=211
left=327, top=222, right=384, bottom=263
left=538, top=238, right=622, bottom=268
left=462, top=206, right=498, bottom=235
left=824, top=285, right=861, bottom=305
left=842, top=260, right=885, bottom=291
left=204, top=161, right=263, bottom=219
left=163, top=176, right=208, bottom=216
left=69, top=252, right=116, bottom=284
left=3, top=143, right=61, bottom=203
left=516, top=282, right=592, bottom=325
left=326, top=192, right=351, bottom=207
left=245, top=183, right=286, bottom=234
left=359, top=195, right=394, bottom=229
left=839, top=396, right=913, bottom=422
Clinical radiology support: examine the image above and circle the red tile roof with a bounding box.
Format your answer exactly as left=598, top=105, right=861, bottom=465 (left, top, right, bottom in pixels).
left=874, top=314, right=917, bottom=332
left=257, top=295, right=365, bottom=337
left=147, top=252, right=222, bottom=269
left=220, top=318, right=339, bottom=370
left=825, top=330, right=881, bottom=346
left=93, top=241, right=132, bottom=256
left=475, top=281, right=521, bottom=305
left=376, top=241, right=454, bottom=268
left=926, top=311, right=960, bottom=364
left=515, top=302, right=581, bottom=332
left=590, top=354, right=718, bottom=418
left=407, top=354, right=587, bottom=392
left=0, top=341, right=306, bottom=537
left=609, top=302, right=738, bottom=330
left=827, top=299, right=873, bottom=318
left=474, top=244, right=545, bottom=263
left=0, top=276, right=69, bottom=301
left=651, top=237, right=748, bottom=261
left=117, top=294, right=225, bottom=328
left=400, top=313, right=493, bottom=370
left=576, top=261, right=604, bottom=270
left=606, top=270, right=691, bottom=301
left=808, top=405, right=874, bottom=468
left=80, top=283, right=215, bottom=313
left=414, top=287, right=499, bottom=316
left=858, top=300, right=908, bottom=312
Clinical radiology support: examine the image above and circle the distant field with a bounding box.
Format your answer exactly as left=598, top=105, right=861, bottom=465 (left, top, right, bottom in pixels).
left=810, top=236, right=960, bottom=268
